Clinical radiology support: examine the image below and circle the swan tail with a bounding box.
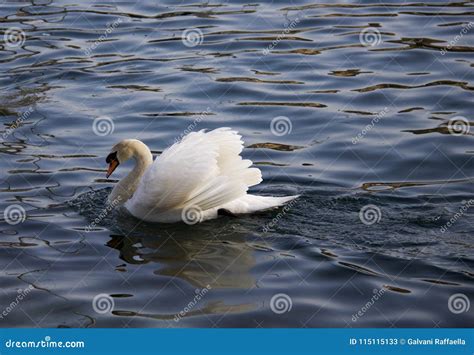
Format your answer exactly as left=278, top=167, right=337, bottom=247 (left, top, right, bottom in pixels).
left=220, top=194, right=300, bottom=215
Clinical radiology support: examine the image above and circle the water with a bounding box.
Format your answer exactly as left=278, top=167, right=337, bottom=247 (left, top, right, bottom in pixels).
left=1, top=0, right=473, bottom=328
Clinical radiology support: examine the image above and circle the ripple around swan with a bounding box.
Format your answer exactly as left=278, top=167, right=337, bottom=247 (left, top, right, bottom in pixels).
left=0, top=0, right=473, bottom=328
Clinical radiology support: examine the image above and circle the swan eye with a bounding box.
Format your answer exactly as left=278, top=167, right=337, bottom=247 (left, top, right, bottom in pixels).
left=106, top=151, right=118, bottom=164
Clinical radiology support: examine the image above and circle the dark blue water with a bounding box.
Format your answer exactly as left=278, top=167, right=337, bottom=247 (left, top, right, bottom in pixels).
left=0, top=0, right=473, bottom=328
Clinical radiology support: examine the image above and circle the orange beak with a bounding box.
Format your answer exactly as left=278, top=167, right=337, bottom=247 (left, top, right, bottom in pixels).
left=106, top=159, right=119, bottom=178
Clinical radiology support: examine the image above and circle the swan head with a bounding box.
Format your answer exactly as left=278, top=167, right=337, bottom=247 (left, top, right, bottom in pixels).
left=106, top=139, right=149, bottom=178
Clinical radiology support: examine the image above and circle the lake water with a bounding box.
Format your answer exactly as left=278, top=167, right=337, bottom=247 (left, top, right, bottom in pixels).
left=1, top=0, right=473, bottom=328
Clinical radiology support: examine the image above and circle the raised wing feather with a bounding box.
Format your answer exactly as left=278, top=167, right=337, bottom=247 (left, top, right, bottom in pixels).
left=125, top=128, right=262, bottom=220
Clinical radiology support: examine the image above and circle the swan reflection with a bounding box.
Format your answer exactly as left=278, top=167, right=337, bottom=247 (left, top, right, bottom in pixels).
left=106, top=223, right=257, bottom=289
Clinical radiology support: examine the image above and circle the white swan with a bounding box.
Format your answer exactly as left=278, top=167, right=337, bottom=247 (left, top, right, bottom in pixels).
left=105, top=128, right=298, bottom=223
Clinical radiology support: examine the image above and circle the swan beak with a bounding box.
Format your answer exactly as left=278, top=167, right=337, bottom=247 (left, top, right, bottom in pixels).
left=106, top=151, right=119, bottom=178
left=106, top=159, right=119, bottom=178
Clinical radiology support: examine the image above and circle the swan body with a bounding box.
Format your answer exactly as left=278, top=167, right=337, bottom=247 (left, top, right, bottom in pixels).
left=105, top=128, right=298, bottom=223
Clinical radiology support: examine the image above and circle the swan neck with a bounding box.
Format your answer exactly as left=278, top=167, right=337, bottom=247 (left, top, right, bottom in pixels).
left=126, top=144, right=153, bottom=186
left=109, top=142, right=153, bottom=204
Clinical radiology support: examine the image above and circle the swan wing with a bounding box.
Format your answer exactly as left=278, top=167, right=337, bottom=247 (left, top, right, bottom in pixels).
left=125, top=128, right=262, bottom=220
